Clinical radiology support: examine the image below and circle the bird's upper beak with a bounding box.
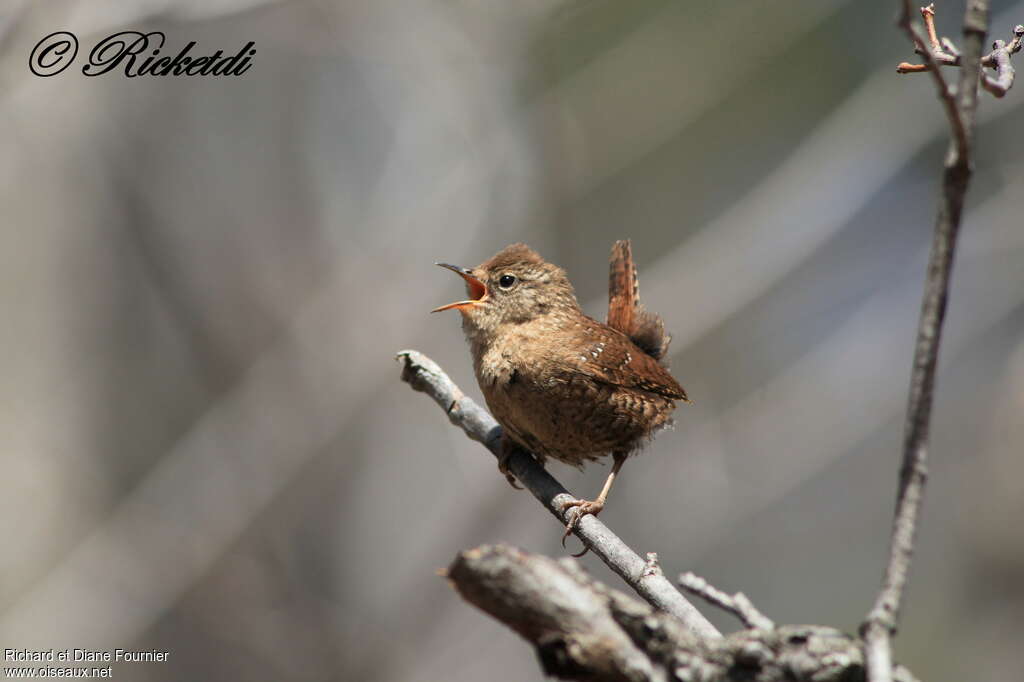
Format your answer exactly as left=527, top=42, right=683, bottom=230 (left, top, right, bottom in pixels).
left=432, top=263, right=488, bottom=313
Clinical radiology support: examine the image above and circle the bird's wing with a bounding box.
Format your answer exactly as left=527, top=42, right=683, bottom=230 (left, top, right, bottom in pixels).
left=563, top=318, right=688, bottom=401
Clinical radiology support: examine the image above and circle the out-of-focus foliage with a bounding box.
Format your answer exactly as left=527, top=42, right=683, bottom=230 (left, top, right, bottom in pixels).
left=1, top=1, right=1022, bottom=680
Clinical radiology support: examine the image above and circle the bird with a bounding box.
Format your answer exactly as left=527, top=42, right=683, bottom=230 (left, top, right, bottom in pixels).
left=433, top=241, right=687, bottom=550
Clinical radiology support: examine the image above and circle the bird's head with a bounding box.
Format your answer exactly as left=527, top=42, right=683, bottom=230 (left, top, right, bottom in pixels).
left=433, top=243, right=579, bottom=337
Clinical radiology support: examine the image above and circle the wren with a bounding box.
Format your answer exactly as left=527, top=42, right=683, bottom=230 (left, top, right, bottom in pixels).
left=433, top=241, right=688, bottom=549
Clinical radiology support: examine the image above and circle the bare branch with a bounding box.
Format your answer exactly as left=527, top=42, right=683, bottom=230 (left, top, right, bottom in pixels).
left=397, top=349, right=721, bottom=640
left=895, top=61, right=932, bottom=73
left=981, top=25, right=1024, bottom=97
left=448, top=544, right=920, bottom=682
left=920, top=3, right=961, bottom=64
left=940, top=36, right=960, bottom=57
left=897, top=4, right=1022, bottom=99
left=863, top=3, right=991, bottom=681
left=678, top=572, right=775, bottom=631
left=897, top=3, right=968, bottom=159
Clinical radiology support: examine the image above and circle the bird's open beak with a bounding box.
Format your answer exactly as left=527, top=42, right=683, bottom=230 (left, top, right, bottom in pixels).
left=432, top=263, right=488, bottom=312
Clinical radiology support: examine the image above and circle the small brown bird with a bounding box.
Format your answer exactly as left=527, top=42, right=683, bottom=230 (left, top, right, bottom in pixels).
left=433, top=241, right=687, bottom=548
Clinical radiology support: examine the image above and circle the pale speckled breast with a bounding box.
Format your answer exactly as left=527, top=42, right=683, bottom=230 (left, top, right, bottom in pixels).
left=489, top=381, right=674, bottom=468
left=476, top=334, right=677, bottom=468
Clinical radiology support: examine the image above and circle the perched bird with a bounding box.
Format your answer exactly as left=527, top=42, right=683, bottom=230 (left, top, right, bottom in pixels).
left=433, top=241, right=687, bottom=548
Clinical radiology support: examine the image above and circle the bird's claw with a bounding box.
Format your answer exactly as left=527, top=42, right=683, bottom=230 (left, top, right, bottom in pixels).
left=497, top=455, right=523, bottom=490
left=559, top=498, right=605, bottom=557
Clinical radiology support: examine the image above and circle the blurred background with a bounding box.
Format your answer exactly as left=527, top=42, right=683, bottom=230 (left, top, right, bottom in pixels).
left=2, top=1, right=1022, bottom=680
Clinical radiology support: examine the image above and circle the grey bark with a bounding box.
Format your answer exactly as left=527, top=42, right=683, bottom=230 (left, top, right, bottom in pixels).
left=862, top=3, right=991, bottom=681
left=448, top=544, right=920, bottom=682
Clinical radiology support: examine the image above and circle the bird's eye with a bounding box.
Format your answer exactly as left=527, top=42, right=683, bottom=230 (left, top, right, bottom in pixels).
left=498, top=274, right=517, bottom=289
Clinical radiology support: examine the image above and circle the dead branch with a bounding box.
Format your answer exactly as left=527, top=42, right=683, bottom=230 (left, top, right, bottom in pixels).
left=678, top=572, right=775, bottom=631
left=862, top=3, right=991, bottom=681
left=897, top=4, right=1021, bottom=98
left=448, top=544, right=920, bottom=682
left=896, top=4, right=960, bottom=72
left=980, top=26, right=1024, bottom=97
left=896, top=3, right=967, bottom=156
left=397, top=349, right=720, bottom=640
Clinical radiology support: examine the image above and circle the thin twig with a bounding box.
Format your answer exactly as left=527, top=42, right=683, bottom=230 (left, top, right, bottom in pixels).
left=679, top=572, right=775, bottom=631
left=397, top=349, right=721, bottom=640
left=920, top=3, right=961, bottom=64
left=862, top=3, right=990, bottom=681
left=981, top=25, right=1024, bottom=97
left=897, top=3, right=969, bottom=160
left=897, top=5, right=1022, bottom=99
left=941, top=36, right=960, bottom=57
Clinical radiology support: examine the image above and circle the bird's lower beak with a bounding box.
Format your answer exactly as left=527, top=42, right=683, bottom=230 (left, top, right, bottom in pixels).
left=432, top=263, right=488, bottom=313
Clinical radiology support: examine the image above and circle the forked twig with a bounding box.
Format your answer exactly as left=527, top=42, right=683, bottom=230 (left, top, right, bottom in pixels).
left=863, top=3, right=992, bottom=682
left=897, top=4, right=1022, bottom=98
left=679, top=572, right=775, bottom=631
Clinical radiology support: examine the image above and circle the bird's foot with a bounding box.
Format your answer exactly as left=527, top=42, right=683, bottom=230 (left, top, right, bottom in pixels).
left=559, top=498, right=605, bottom=557
left=497, top=451, right=523, bottom=490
